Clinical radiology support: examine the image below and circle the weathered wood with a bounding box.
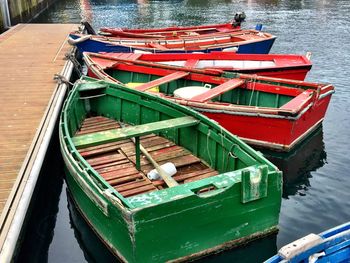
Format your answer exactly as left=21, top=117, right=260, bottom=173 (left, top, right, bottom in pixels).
left=73, top=116, right=199, bottom=149
left=0, top=24, right=78, bottom=249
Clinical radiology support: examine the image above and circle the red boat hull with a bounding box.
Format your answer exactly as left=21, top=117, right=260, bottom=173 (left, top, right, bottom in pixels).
left=89, top=52, right=312, bottom=81
left=200, top=95, right=331, bottom=151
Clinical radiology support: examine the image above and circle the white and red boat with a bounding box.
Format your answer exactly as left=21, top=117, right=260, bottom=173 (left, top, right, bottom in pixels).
left=85, top=52, right=312, bottom=80
left=83, top=52, right=334, bottom=151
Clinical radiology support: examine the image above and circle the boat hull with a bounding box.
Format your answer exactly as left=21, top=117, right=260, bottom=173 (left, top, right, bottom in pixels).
left=69, top=34, right=276, bottom=55
left=59, top=78, right=282, bottom=262
left=86, top=52, right=312, bottom=81
left=195, top=94, right=332, bottom=151
left=265, top=222, right=350, bottom=262
left=63, top=156, right=281, bottom=262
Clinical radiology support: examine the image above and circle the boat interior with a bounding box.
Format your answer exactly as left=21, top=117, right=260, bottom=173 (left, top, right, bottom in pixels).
left=105, top=64, right=311, bottom=110
left=67, top=82, right=256, bottom=199
left=75, top=116, right=220, bottom=198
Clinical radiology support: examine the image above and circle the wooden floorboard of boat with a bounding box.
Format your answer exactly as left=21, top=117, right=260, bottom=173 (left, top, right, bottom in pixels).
left=76, top=116, right=218, bottom=197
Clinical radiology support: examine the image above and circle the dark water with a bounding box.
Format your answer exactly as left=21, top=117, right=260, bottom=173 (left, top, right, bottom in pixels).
left=17, top=0, right=350, bottom=262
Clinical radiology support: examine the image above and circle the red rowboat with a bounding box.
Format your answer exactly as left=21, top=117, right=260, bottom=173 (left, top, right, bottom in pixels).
left=86, top=52, right=312, bottom=80
left=83, top=52, right=334, bottom=151
left=99, top=13, right=246, bottom=38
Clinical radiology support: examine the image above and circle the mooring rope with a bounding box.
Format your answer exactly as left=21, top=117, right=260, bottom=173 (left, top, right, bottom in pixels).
left=53, top=73, right=74, bottom=86
left=248, top=74, right=257, bottom=106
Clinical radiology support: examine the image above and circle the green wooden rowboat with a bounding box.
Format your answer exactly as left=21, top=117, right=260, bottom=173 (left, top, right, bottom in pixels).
left=59, top=76, right=282, bottom=262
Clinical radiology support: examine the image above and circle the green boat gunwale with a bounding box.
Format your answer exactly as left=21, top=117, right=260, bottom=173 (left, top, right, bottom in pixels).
left=59, top=77, right=280, bottom=212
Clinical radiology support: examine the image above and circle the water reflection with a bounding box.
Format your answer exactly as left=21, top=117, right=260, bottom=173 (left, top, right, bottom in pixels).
left=264, top=127, right=327, bottom=199
left=67, top=190, right=117, bottom=262
left=15, top=130, right=64, bottom=262
left=80, top=0, right=93, bottom=24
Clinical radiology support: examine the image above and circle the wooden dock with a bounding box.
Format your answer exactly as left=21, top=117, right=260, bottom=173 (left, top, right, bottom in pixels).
left=0, top=23, right=78, bottom=259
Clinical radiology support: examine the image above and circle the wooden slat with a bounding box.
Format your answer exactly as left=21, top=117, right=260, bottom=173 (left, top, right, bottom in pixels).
left=0, top=24, right=78, bottom=222
left=79, top=116, right=219, bottom=198
left=73, top=116, right=199, bottom=149
left=119, top=184, right=157, bottom=197
left=184, top=59, right=199, bottom=68
left=191, top=79, right=245, bottom=102
left=134, top=71, right=189, bottom=91
left=279, top=90, right=313, bottom=112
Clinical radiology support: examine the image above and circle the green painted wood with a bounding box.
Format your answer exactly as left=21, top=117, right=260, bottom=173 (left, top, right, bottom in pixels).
left=135, top=136, right=141, bottom=170
left=241, top=165, right=268, bottom=203
left=60, top=77, right=282, bottom=263
left=73, top=116, right=199, bottom=149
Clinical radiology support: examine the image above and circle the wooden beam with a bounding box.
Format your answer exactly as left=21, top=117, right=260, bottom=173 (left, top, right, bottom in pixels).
left=73, top=116, right=199, bottom=149
left=190, top=79, right=244, bottom=102
left=134, top=71, right=189, bottom=91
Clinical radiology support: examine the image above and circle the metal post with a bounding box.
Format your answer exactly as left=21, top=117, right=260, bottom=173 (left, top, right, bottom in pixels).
left=135, top=136, right=141, bottom=170
left=0, top=0, right=11, bottom=28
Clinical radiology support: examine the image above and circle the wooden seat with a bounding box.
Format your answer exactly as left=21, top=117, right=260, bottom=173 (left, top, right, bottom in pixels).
left=190, top=79, right=245, bottom=102
left=77, top=116, right=219, bottom=198
left=134, top=71, right=189, bottom=92
left=73, top=116, right=199, bottom=149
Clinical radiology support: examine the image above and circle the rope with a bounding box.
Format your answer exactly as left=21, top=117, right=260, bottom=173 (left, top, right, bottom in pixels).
left=65, top=52, right=82, bottom=75
left=53, top=73, right=74, bottom=86
left=225, top=143, right=238, bottom=171
left=248, top=74, right=257, bottom=106
left=206, top=129, right=213, bottom=167
left=220, top=126, right=225, bottom=171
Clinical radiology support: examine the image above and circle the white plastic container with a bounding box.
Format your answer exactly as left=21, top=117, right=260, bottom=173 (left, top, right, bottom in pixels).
left=173, top=84, right=211, bottom=100
left=147, top=162, right=177, bottom=181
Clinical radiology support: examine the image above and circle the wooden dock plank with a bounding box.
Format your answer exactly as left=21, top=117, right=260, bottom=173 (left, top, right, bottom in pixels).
left=0, top=23, right=78, bottom=232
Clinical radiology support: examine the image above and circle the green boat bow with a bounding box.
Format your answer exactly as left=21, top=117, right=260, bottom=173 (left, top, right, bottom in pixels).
left=59, top=77, right=282, bottom=262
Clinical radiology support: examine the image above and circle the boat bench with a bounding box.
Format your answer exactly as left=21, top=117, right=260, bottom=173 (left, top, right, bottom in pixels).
left=279, top=90, right=314, bottom=114
left=73, top=116, right=199, bottom=171
left=191, top=79, right=244, bottom=102
left=135, top=71, right=190, bottom=92
left=73, top=116, right=199, bottom=149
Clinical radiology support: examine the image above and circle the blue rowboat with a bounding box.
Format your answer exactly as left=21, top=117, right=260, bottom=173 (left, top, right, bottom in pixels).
left=68, top=29, right=276, bottom=55
left=265, top=222, right=350, bottom=262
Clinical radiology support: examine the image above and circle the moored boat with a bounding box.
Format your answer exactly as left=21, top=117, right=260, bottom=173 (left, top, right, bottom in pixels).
left=59, top=77, right=282, bottom=262
left=83, top=53, right=334, bottom=151
left=68, top=29, right=276, bottom=54
left=99, top=13, right=246, bottom=38
left=85, top=51, right=312, bottom=80
left=265, top=222, right=350, bottom=263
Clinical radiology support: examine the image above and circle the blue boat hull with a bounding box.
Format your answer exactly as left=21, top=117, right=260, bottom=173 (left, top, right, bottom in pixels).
left=265, top=222, right=350, bottom=263
left=69, top=34, right=275, bottom=55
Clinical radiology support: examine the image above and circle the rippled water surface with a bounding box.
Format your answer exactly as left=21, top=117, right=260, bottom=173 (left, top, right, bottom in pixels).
left=18, top=0, right=350, bottom=262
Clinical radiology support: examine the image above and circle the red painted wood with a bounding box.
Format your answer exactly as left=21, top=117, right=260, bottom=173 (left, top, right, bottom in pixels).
left=191, top=79, right=245, bottom=102
left=89, top=52, right=312, bottom=81
left=201, top=95, right=332, bottom=149
left=184, top=59, right=199, bottom=68
left=134, top=71, right=190, bottom=91
left=279, top=90, right=314, bottom=112
left=99, top=20, right=240, bottom=39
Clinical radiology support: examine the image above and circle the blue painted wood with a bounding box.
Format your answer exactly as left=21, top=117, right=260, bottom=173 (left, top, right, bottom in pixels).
left=265, top=222, right=350, bottom=263
left=69, top=34, right=275, bottom=55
